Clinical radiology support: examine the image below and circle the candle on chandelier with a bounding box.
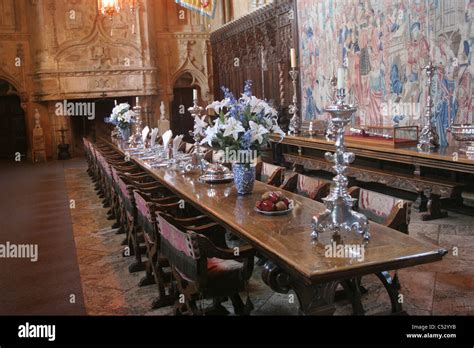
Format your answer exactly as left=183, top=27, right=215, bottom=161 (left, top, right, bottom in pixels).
left=193, top=89, right=198, bottom=101
left=114, top=99, right=117, bottom=106
left=136, top=96, right=140, bottom=106
left=337, top=68, right=345, bottom=90
left=290, top=48, right=297, bottom=68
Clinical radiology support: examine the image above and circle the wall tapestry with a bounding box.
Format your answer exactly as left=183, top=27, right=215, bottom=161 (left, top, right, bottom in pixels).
left=297, top=0, right=473, bottom=146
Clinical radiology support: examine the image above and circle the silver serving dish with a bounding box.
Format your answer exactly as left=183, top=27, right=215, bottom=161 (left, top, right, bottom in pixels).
left=449, top=124, right=474, bottom=154
left=255, top=200, right=295, bottom=216
left=199, top=163, right=233, bottom=183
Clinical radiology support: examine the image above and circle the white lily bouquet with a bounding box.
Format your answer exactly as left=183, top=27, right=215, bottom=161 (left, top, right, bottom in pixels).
left=197, top=81, right=285, bottom=195
left=107, top=103, right=137, bottom=129
left=106, top=102, right=137, bottom=141
left=198, top=80, right=285, bottom=165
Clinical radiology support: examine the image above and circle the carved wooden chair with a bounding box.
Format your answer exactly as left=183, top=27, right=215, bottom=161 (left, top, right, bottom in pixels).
left=157, top=212, right=255, bottom=315
left=255, top=162, right=285, bottom=187
left=281, top=173, right=331, bottom=202
left=345, top=187, right=413, bottom=309
left=116, top=173, right=173, bottom=273
left=178, top=141, right=195, bottom=154
left=348, top=187, right=412, bottom=234
left=133, top=189, right=219, bottom=308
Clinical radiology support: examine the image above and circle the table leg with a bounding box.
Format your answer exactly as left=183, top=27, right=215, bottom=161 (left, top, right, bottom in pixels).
left=414, top=190, right=428, bottom=212
left=262, top=261, right=337, bottom=315
left=422, top=190, right=448, bottom=221
left=375, top=271, right=403, bottom=314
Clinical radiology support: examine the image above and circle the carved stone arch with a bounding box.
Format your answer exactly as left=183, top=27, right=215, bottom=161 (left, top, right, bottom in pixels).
left=0, top=78, right=29, bottom=158
left=171, top=66, right=210, bottom=102
left=0, top=73, right=28, bottom=107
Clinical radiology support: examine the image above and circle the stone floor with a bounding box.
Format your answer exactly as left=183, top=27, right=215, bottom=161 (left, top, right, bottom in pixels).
left=64, top=159, right=474, bottom=316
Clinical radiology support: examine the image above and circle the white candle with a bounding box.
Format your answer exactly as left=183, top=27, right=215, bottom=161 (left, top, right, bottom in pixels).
left=114, top=100, right=117, bottom=106
left=193, top=89, right=198, bottom=100
left=337, top=68, right=345, bottom=90
left=135, top=96, right=139, bottom=106
left=290, top=48, right=297, bottom=68
left=309, top=121, right=313, bottom=132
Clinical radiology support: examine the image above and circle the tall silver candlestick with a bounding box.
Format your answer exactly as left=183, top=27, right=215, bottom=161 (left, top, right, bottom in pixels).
left=188, top=99, right=206, bottom=173
left=188, top=98, right=204, bottom=119
left=311, top=88, right=370, bottom=241
left=417, top=61, right=439, bottom=152
left=129, top=103, right=143, bottom=146
left=288, top=68, right=301, bottom=135
left=326, top=72, right=338, bottom=141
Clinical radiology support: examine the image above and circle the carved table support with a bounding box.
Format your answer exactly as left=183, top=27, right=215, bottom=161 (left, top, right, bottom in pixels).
left=262, top=261, right=406, bottom=316
left=262, top=261, right=337, bottom=315
left=422, top=189, right=448, bottom=221
left=414, top=190, right=428, bottom=212
left=375, top=271, right=403, bottom=314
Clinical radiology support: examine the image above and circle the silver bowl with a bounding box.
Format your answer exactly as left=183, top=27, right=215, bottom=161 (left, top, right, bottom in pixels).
left=203, top=163, right=230, bottom=181
left=450, top=124, right=474, bottom=141
left=449, top=124, right=474, bottom=154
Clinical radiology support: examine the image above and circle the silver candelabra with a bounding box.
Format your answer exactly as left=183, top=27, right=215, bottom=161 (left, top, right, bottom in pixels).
left=288, top=68, right=301, bottom=135
left=417, top=61, right=439, bottom=152
left=311, top=88, right=370, bottom=241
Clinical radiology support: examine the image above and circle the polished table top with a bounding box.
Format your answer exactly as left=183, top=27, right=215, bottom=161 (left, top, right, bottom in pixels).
left=107, top=139, right=446, bottom=285
left=272, top=134, right=474, bottom=171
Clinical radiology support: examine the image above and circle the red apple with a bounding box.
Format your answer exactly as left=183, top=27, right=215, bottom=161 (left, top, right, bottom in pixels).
left=282, top=197, right=290, bottom=206
left=260, top=199, right=275, bottom=212
left=268, top=191, right=281, bottom=203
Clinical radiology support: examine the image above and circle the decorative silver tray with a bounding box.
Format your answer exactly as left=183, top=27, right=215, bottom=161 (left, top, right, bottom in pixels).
left=254, top=200, right=295, bottom=216
left=199, top=173, right=234, bottom=184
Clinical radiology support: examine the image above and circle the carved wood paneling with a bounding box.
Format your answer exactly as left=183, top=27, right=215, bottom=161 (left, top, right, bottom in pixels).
left=210, top=0, right=296, bottom=114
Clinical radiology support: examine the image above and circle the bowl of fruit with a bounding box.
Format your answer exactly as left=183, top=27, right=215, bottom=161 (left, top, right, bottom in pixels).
left=255, top=191, right=295, bottom=216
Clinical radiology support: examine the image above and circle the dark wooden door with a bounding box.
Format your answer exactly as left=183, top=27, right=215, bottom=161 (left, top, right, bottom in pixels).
left=171, top=87, right=194, bottom=142
left=0, top=95, right=27, bottom=159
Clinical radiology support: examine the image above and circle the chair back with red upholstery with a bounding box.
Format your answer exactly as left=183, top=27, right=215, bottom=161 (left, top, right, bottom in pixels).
left=256, top=162, right=285, bottom=187
left=157, top=213, right=205, bottom=284
left=349, top=187, right=412, bottom=233
left=295, top=174, right=330, bottom=201
left=133, top=190, right=157, bottom=243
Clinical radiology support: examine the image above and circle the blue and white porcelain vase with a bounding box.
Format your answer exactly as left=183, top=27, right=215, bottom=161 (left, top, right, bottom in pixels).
left=232, top=163, right=256, bottom=195
left=119, top=126, right=131, bottom=141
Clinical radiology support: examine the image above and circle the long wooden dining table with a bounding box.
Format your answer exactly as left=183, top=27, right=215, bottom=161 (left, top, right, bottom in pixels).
left=104, top=138, right=447, bottom=315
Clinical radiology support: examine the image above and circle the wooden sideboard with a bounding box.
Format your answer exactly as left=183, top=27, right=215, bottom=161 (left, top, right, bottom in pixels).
left=271, top=135, right=474, bottom=220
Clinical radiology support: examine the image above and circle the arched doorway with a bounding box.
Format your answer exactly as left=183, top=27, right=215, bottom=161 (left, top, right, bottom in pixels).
left=0, top=80, right=27, bottom=159
left=171, top=73, right=200, bottom=142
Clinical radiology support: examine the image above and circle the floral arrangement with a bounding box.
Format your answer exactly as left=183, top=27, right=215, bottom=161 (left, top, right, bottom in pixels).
left=105, top=103, right=136, bottom=129
left=198, top=81, right=284, bottom=161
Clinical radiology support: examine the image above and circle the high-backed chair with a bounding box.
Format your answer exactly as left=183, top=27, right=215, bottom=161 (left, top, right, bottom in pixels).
left=157, top=213, right=255, bottom=315
left=282, top=173, right=331, bottom=202
left=178, top=141, right=195, bottom=154
left=133, top=188, right=217, bottom=307
left=116, top=174, right=173, bottom=273
left=348, top=187, right=412, bottom=234
left=346, top=187, right=413, bottom=308
left=255, top=162, right=285, bottom=187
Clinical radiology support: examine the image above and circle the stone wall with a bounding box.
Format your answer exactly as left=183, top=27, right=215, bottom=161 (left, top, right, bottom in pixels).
left=0, top=0, right=245, bottom=159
